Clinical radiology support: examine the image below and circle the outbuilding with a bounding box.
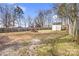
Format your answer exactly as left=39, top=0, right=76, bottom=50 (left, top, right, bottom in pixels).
left=52, top=22, right=62, bottom=31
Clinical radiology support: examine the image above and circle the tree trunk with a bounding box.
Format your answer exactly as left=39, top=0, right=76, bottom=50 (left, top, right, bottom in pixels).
left=69, top=19, right=73, bottom=35
left=74, top=19, right=79, bottom=43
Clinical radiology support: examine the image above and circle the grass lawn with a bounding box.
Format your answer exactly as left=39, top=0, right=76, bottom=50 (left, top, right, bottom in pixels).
left=35, top=35, right=79, bottom=56
left=0, top=30, right=79, bottom=56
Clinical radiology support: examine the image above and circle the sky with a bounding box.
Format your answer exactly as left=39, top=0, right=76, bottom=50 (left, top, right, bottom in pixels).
left=14, top=3, right=57, bottom=27
left=16, top=3, right=56, bottom=18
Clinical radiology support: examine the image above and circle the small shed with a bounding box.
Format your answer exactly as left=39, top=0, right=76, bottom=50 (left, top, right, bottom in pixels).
left=52, top=22, right=62, bottom=31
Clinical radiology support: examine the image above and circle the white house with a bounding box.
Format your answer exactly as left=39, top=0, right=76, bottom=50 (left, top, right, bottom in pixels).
left=52, top=22, right=62, bottom=31
left=52, top=15, right=62, bottom=31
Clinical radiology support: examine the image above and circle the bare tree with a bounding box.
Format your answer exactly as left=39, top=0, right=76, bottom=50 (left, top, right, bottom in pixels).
left=27, top=16, right=33, bottom=27
left=23, top=17, right=27, bottom=28
left=0, top=4, right=15, bottom=28
left=34, top=10, right=46, bottom=29
left=14, top=6, right=24, bottom=28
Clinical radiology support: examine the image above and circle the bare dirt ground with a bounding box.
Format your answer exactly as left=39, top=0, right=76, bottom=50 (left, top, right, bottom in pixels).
left=0, top=30, right=69, bottom=56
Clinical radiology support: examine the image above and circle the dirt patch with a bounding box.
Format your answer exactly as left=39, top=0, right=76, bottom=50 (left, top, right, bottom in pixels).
left=0, top=36, right=12, bottom=45
left=0, top=31, right=69, bottom=56
left=8, top=35, right=33, bottom=42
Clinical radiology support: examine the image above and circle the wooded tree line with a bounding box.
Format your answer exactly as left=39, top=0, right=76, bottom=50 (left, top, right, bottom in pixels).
left=57, top=3, right=79, bottom=43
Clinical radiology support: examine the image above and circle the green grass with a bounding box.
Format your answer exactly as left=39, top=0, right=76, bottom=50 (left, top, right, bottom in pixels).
left=35, top=44, right=53, bottom=56
left=34, top=34, right=79, bottom=56
left=21, top=40, right=31, bottom=46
